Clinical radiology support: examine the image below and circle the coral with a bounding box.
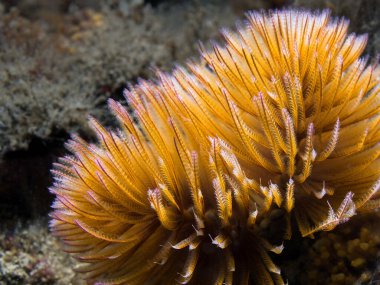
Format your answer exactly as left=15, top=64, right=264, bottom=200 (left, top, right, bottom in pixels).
left=295, top=212, right=380, bottom=284
left=50, top=9, right=380, bottom=285
left=0, top=0, right=238, bottom=156
left=0, top=219, right=82, bottom=285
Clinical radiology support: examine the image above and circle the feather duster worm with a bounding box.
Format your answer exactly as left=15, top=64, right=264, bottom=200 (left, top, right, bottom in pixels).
left=50, top=10, right=380, bottom=285
left=155, top=9, right=380, bottom=237
left=50, top=98, right=285, bottom=284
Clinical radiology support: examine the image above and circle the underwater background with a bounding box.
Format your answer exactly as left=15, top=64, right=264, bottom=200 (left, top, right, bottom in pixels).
left=0, top=0, right=379, bottom=284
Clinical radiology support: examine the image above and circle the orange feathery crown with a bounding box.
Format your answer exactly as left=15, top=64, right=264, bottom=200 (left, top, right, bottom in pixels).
left=50, top=9, right=380, bottom=285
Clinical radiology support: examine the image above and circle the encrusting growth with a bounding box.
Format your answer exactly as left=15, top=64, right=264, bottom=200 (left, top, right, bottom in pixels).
left=50, top=10, right=380, bottom=285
